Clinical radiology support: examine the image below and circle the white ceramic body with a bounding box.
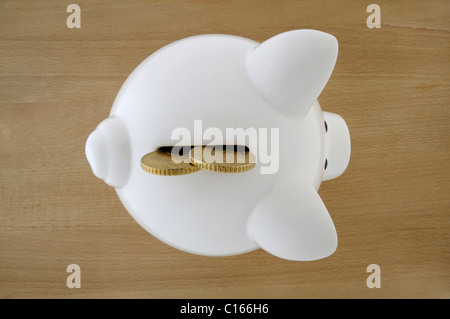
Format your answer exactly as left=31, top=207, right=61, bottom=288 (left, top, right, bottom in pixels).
left=86, top=30, right=351, bottom=261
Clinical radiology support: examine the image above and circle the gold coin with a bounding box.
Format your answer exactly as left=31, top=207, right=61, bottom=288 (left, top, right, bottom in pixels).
left=189, top=145, right=256, bottom=173
left=141, top=147, right=200, bottom=176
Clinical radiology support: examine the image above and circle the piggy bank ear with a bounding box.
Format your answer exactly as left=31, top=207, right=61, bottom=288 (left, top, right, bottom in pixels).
left=85, top=117, right=131, bottom=188
left=246, top=30, right=338, bottom=117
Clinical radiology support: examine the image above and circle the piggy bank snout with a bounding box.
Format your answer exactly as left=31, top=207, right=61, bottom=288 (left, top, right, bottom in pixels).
left=85, top=117, right=131, bottom=188
left=323, top=112, right=351, bottom=181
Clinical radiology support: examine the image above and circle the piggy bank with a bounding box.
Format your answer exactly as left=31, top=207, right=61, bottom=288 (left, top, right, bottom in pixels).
left=85, top=30, right=351, bottom=261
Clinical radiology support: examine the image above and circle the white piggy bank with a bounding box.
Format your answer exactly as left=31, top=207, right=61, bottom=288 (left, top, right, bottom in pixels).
left=86, top=30, right=351, bottom=261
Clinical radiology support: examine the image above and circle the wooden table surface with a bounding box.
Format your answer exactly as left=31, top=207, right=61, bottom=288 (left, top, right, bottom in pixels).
left=1, top=0, right=449, bottom=299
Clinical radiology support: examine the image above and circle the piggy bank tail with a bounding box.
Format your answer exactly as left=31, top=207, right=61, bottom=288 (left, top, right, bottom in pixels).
left=85, top=116, right=131, bottom=188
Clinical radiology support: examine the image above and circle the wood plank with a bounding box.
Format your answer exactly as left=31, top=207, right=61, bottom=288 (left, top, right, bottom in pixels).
left=1, top=0, right=449, bottom=298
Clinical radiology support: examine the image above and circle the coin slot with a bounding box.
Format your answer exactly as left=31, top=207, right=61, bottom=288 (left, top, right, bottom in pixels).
left=157, top=145, right=194, bottom=157
left=157, top=145, right=250, bottom=156
left=142, top=145, right=255, bottom=175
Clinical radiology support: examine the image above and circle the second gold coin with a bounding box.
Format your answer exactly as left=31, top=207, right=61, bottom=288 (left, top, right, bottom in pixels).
left=189, top=146, right=256, bottom=173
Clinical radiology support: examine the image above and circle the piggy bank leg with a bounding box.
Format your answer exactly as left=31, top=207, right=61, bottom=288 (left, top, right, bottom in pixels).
left=247, top=179, right=337, bottom=261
